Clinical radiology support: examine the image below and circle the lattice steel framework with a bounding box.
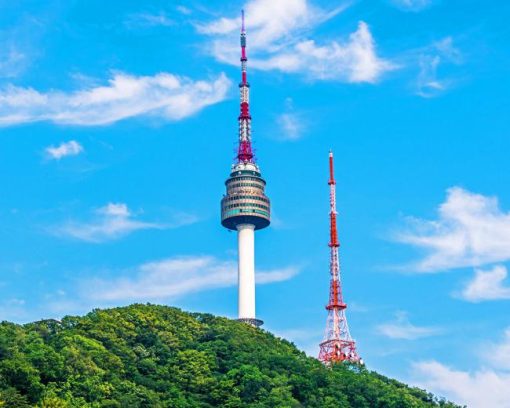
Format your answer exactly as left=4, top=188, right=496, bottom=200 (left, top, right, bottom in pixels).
left=318, top=152, right=361, bottom=364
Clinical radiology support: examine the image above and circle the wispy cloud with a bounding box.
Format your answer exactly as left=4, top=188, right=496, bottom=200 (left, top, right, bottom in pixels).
left=0, top=47, right=27, bottom=78
left=276, top=98, right=305, bottom=141
left=486, top=327, right=510, bottom=371
left=176, top=6, right=192, bottom=15
left=377, top=311, right=441, bottom=339
left=197, top=0, right=337, bottom=41
left=84, top=256, right=300, bottom=301
left=412, top=361, right=510, bottom=408
left=416, top=55, right=443, bottom=96
left=411, top=326, right=510, bottom=407
left=394, top=187, right=510, bottom=272
left=391, top=0, right=432, bottom=12
left=45, top=140, right=84, bottom=160
left=0, top=72, right=231, bottom=127
left=0, top=298, right=28, bottom=321
left=54, top=203, right=196, bottom=243
left=459, top=265, right=510, bottom=302
left=434, top=37, right=462, bottom=63
left=251, top=22, right=395, bottom=83
left=199, top=0, right=395, bottom=83
left=258, top=267, right=299, bottom=283
left=416, top=37, right=462, bottom=97
left=125, top=12, right=174, bottom=28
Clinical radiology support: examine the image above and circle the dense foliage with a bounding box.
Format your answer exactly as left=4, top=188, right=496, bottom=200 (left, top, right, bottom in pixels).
left=0, top=304, right=460, bottom=407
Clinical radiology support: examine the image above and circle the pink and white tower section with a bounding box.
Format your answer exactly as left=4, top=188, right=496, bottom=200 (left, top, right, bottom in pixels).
left=220, top=11, right=271, bottom=327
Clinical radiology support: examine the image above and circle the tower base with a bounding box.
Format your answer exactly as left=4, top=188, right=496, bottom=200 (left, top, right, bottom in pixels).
left=319, top=339, right=360, bottom=364
left=237, top=317, right=263, bottom=327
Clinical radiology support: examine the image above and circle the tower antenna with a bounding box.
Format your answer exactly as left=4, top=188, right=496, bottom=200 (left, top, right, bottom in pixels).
left=237, top=8, right=253, bottom=163
left=319, top=151, right=361, bottom=364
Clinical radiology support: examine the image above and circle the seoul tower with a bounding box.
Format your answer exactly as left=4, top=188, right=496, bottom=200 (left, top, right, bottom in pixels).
left=318, top=151, right=361, bottom=364
left=221, top=11, right=270, bottom=327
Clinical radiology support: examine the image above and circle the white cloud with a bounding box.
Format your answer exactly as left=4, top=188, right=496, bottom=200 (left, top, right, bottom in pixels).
left=99, top=202, right=131, bottom=217
left=254, top=22, right=395, bottom=83
left=395, top=187, right=510, bottom=272
left=0, top=72, right=231, bottom=127
left=276, top=98, right=305, bottom=140
left=199, top=0, right=394, bottom=83
left=198, top=0, right=329, bottom=43
left=391, top=0, right=432, bottom=12
left=416, top=55, right=444, bottom=97
left=416, top=37, right=462, bottom=97
left=45, top=140, right=84, bottom=160
left=257, top=266, right=299, bottom=283
left=84, top=256, right=299, bottom=301
left=54, top=203, right=196, bottom=243
left=7, top=298, right=25, bottom=306
left=434, top=37, right=463, bottom=64
left=0, top=48, right=27, bottom=78
left=377, top=311, right=441, bottom=339
left=125, top=12, right=174, bottom=28
left=412, top=361, right=510, bottom=408
left=460, top=265, right=510, bottom=302
left=278, top=113, right=302, bottom=140
left=176, top=6, right=192, bottom=15
left=487, top=327, right=510, bottom=371
left=0, top=298, right=29, bottom=321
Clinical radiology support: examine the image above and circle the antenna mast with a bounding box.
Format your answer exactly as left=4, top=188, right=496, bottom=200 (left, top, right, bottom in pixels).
left=237, top=9, right=254, bottom=163
left=318, top=151, right=361, bottom=364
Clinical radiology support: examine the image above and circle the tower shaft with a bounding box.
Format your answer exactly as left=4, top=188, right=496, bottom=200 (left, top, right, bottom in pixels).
left=237, top=224, right=261, bottom=326
left=319, top=152, right=360, bottom=364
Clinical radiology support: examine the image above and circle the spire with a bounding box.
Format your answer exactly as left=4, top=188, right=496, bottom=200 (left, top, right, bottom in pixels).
left=327, top=151, right=343, bottom=308
left=329, top=151, right=339, bottom=249
left=237, top=9, right=254, bottom=163
left=328, top=151, right=335, bottom=186
left=240, top=9, right=247, bottom=85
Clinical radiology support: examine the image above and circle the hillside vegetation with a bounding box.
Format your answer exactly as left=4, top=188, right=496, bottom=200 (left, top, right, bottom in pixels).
left=0, top=304, right=459, bottom=407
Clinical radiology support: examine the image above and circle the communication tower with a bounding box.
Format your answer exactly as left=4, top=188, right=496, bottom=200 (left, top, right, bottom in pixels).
left=221, top=11, right=270, bottom=327
left=318, top=151, right=361, bottom=363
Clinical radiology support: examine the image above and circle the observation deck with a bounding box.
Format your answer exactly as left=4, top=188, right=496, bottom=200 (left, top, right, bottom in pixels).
left=221, top=162, right=271, bottom=231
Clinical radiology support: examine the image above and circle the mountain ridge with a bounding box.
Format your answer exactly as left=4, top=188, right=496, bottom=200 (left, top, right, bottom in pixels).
left=0, top=304, right=460, bottom=407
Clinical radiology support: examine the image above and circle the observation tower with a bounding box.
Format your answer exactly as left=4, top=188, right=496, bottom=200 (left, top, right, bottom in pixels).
left=220, top=11, right=270, bottom=327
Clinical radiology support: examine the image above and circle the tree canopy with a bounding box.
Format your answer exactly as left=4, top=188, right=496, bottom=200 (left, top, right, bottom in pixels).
left=0, top=304, right=460, bottom=407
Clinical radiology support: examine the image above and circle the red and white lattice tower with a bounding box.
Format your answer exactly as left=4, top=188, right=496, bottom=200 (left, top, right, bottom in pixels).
left=318, top=151, right=361, bottom=364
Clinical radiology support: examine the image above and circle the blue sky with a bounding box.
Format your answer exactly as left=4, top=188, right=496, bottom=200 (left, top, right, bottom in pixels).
left=1, top=0, right=509, bottom=406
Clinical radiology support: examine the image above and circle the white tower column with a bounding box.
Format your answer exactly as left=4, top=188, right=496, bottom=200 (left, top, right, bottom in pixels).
left=237, top=223, right=256, bottom=319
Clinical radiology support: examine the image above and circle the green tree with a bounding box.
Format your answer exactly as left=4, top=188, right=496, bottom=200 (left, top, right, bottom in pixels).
left=0, top=387, right=31, bottom=408
left=0, top=304, right=461, bottom=407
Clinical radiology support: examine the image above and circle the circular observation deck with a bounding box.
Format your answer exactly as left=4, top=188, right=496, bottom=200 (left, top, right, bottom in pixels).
left=221, top=164, right=270, bottom=231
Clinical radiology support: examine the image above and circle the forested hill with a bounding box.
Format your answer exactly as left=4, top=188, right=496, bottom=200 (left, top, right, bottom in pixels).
left=0, top=304, right=460, bottom=407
